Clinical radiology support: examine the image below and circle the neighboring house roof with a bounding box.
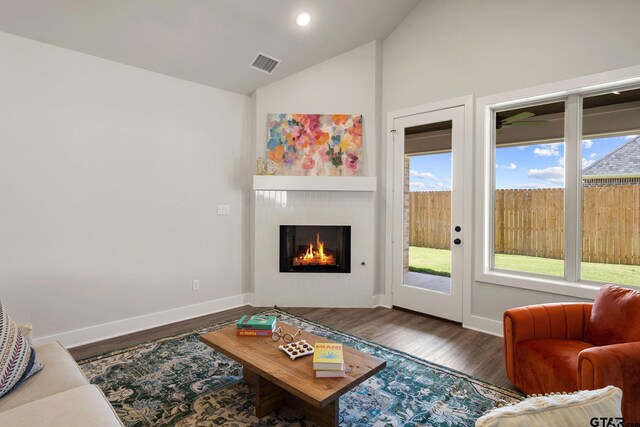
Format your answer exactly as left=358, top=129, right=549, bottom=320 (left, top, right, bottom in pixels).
left=582, top=135, right=640, bottom=178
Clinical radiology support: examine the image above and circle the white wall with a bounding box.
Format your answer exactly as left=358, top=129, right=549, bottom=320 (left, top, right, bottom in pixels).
left=252, top=41, right=383, bottom=306
left=383, top=0, right=640, bottom=112
left=382, top=0, right=640, bottom=330
left=0, top=31, right=251, bottom=345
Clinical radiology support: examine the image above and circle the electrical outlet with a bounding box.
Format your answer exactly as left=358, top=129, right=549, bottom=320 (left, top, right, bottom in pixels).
left=217, top=205, right=230, bottom=215
left=192, top=279, right=200, bottom=291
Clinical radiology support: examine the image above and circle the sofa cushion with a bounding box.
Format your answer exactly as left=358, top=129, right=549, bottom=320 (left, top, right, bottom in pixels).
left=514, top=339, right=593, bottom=395
left=0, top=301, right=43, bottom=399
left=586, top=284, right=640, bottom=346
left=0, top=384, right=123, bottom=427
left=476, top=385, right=622, bottom=427
left=0, top=341, right=88, bottom=413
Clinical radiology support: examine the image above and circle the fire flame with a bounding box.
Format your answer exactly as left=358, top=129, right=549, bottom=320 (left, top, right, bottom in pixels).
left=303, top=233, right=327, bottom=261
left=295, top=232, right=336, bottom=266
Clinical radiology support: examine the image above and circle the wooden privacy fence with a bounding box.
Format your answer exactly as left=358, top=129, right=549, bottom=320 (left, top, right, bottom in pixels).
left=408, top=191, right=451, bottom=250
left=408, top=185, right=640, bottom=265
left=494, top=188, right=564, bottom=260
left=582, top=186, right=640, bottom=265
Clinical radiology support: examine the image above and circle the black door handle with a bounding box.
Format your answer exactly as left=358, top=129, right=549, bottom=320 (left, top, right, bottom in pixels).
left=454, top=226, right=461, bottom=232
left=454, top=238, right=461, bottom=245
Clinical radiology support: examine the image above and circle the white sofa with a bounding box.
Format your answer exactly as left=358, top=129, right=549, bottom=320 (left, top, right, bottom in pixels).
left=0, top=342, right=123, bottom=426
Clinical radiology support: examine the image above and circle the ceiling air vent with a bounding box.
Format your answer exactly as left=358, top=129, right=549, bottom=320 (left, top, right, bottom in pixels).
left=249, top=52, right=280, bottom=75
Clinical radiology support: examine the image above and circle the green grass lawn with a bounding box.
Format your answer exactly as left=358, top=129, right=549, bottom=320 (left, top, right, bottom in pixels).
left=409, top=246, right=640, bottom=287
left=407, top=246, right=452, bottom=277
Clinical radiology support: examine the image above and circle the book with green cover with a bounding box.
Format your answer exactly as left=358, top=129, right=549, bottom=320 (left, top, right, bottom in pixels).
left=236, top=315, right=277, bottom=331
left=313, top=342, right=344, bottom=370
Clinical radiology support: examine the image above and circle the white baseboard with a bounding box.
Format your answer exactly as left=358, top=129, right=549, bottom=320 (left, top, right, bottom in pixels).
left=245, top=292, right=255, bottom=306
left=373, top=294, right=392, bottom=308
left=463, top=313, right=503, bottom=337
left=33, top=293, right=252, bottom=349
left=32, top=292, right=501, bottom=349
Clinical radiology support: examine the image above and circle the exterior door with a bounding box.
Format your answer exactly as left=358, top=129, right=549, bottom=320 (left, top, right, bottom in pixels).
left=392, top=106, right=465, bottom=321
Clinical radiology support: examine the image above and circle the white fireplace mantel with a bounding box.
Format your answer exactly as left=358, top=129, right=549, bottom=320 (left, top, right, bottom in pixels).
left=252, top=175, right=377, bottom=192
left=252, top=189, right=376, bottom=307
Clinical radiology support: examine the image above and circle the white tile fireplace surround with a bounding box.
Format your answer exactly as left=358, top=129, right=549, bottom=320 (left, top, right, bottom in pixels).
left=252, top=186, right=377, bottom=307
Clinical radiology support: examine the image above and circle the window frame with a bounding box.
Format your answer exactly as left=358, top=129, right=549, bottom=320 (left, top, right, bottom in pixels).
left=475, top=69, right=640, bottom=299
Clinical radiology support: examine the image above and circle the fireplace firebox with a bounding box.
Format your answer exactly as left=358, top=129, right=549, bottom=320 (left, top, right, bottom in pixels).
left=279, top=225, right=351, bottom=273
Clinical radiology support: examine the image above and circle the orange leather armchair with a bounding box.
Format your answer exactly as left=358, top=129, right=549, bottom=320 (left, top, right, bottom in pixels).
left=504, top=285, right=640, bottom=422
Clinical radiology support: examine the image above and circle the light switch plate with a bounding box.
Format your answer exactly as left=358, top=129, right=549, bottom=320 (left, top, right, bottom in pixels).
left=217, top=205, right=230, bottom=215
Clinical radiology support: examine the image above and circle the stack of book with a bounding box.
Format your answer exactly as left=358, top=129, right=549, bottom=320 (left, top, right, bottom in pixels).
left=312, top=343, right=346, bottom=378
left=236, top=315, right=277, bottom=337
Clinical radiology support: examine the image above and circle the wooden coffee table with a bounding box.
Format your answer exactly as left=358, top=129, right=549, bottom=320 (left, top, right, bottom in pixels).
left=200, top=322, right=386, bottom=427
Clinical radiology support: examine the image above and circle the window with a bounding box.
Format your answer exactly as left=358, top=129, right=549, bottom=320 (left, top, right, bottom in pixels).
left=494, top=102, right=566, bottom=277
left=580, top=89, right=640, bottom=287
left=480, top=79, right=640, bottom=292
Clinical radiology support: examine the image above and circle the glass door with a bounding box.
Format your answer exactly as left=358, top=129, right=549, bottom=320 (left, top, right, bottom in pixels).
left=392, top=107, right=464, bottom=321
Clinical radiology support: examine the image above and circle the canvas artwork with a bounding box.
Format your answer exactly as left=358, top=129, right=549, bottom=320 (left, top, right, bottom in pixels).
left=266, top=114, right=363, bottom=176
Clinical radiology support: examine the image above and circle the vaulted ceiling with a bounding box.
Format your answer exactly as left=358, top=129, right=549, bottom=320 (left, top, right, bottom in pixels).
left=0, top=0, right=420, bottom=94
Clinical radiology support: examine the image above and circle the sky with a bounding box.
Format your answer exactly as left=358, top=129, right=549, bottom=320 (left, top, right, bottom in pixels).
left=408, top=135, right=635, bottom=191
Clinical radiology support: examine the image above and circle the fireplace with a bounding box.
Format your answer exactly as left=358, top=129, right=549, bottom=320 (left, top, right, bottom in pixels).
left=279, top=225, right=351, bottom=273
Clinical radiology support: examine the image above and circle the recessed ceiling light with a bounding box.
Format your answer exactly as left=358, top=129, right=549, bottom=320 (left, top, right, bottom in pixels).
left=612, top=91, right=621, bottom=95
left=296, top=12, right=311, bottom=27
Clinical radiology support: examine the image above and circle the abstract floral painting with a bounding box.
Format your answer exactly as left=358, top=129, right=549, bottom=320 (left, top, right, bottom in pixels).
left=267, top=114, right=363, bottom=176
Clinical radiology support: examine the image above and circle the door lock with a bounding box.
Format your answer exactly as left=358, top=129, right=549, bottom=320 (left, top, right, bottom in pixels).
left=454, top=238, right=462, bottom=245
left=454, top=226, right=461, bottom=232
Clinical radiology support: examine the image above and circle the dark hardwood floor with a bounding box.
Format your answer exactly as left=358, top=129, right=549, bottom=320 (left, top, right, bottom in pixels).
left=70, top=305, right=514, bottom=390
left=69, top=305, right=264, bottom=360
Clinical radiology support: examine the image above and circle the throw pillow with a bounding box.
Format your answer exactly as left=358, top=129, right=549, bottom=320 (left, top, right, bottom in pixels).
left=476, top=386, right=622, bottom=427
left=586, top=284, right=640, bottom=346
left=0, top=301, right=44, bottom=399
left=17, top=323, right=33, bottom=346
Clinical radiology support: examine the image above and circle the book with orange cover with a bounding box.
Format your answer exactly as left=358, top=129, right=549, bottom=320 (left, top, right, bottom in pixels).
left=236, top=329, right=272, bottom=337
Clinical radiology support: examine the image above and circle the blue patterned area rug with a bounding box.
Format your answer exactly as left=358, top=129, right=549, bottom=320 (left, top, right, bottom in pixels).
left=78, top=309, right=522, bottom=426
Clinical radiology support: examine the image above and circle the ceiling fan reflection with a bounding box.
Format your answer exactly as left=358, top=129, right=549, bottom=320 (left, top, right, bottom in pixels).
left=496, top=112, right=548, bottom=133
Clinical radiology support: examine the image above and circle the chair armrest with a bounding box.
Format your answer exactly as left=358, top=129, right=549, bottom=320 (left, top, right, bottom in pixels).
left=579, top=341, right=640, bottom=422
left=503, top=303, right=592, bottom=383
left=578, top=341, right=640, bottom=388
